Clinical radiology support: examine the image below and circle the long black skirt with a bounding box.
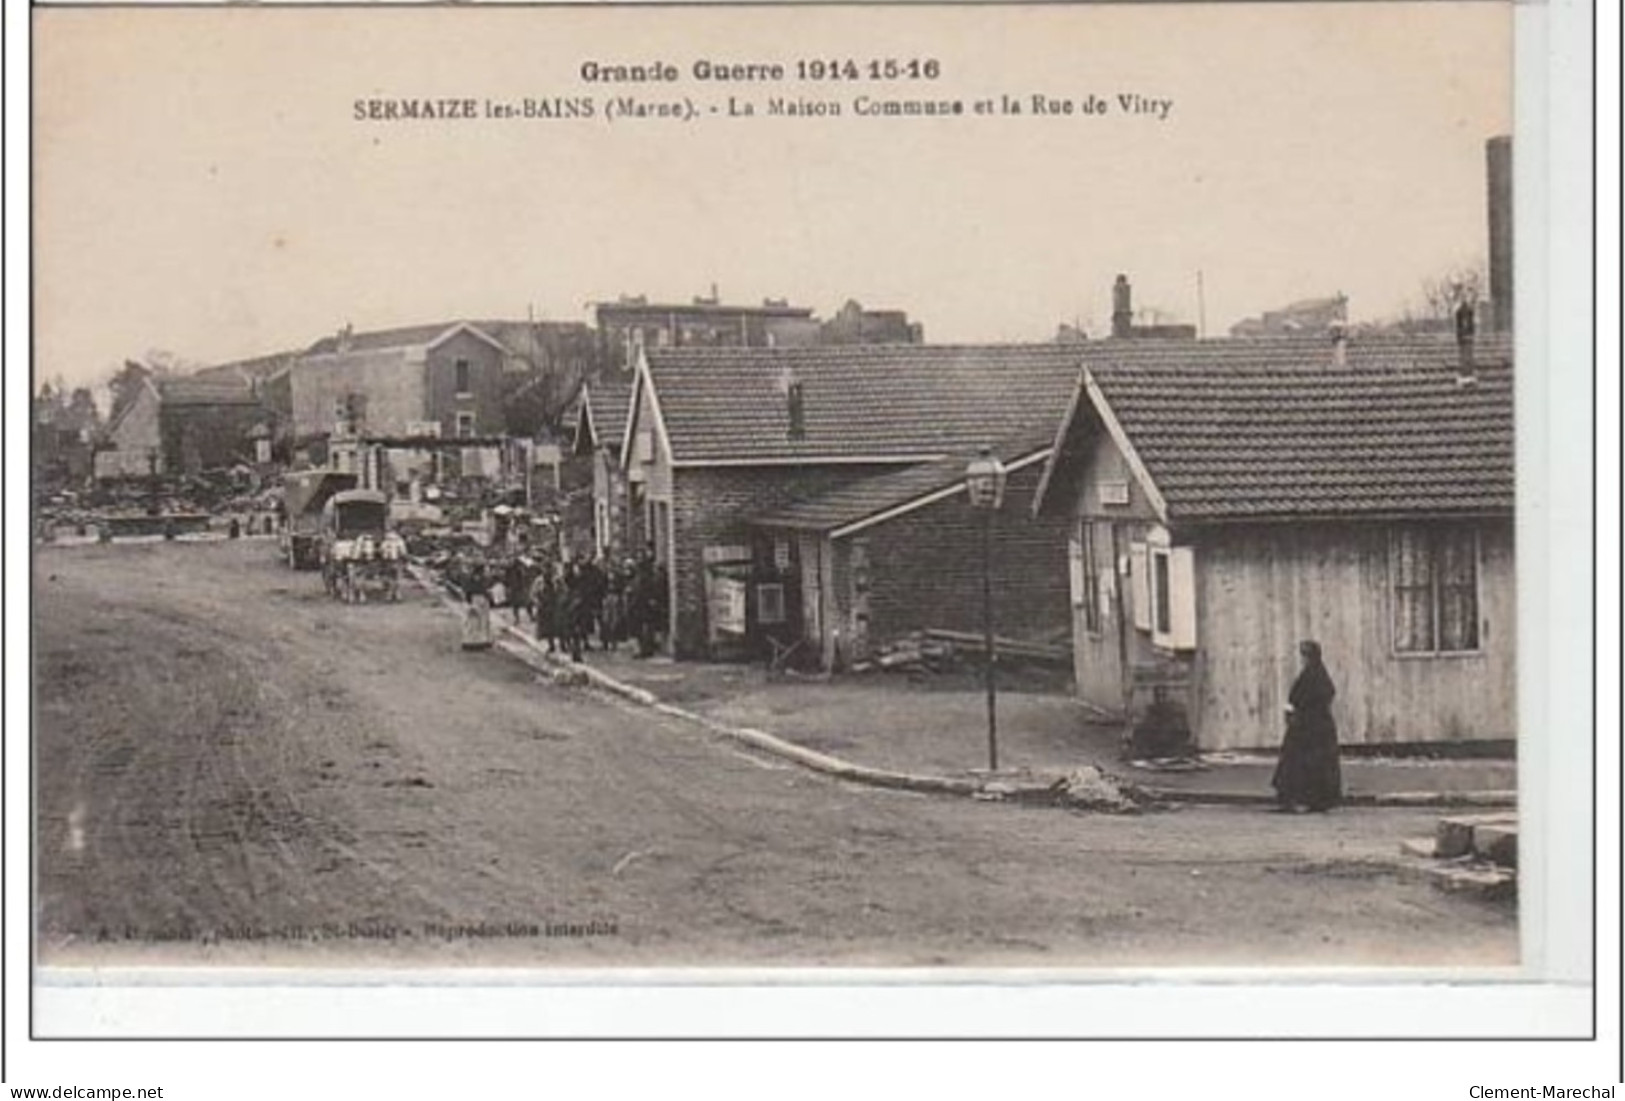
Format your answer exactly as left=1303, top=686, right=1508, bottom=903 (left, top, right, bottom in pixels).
left=1271, top=716, right=1342, bottom=810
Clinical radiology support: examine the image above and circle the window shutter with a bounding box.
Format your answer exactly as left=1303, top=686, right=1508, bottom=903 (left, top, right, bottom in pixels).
left=1167, top=546, right=1197, bottom=649
left=1130, top=542, right=1150, bottom=631
left=1068, top=533, right=1086, bottom=608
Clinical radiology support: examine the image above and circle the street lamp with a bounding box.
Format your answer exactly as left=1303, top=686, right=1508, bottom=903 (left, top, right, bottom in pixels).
left=964, top=446, right=1008, bottom=772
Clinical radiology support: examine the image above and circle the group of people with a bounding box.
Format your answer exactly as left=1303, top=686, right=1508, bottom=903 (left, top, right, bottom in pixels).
left=449, top=547, right=669, bottom=661
left=451, top=538, right=1342, bottom=813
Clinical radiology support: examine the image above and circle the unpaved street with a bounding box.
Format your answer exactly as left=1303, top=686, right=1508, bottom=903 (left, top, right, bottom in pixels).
left=34, top=539, right=1516, bottom=967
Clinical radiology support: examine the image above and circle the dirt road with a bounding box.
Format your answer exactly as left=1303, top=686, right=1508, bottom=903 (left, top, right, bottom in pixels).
left=34, top=539, right=1515, bottom=967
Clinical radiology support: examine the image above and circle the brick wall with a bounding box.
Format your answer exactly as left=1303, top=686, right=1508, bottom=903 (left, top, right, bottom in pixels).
left=425, top=330, right=507, bottom=439
left=668, top=464, right=901, bottom=657
left=851, top=464, right=1072, bottom=646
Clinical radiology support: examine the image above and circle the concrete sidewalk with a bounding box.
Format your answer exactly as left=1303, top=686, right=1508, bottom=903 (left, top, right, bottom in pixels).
left=488, top=610, right=1515, bottom=808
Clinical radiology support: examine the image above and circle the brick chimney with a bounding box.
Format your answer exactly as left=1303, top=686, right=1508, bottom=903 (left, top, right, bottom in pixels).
left=1111, top=274, right=1133, bottom=339
left=1329, top=320, right=1348, bottom=368
left=1455, top=300, right=1477, bottom=382
left=1486, top=135, right=1513, bottom=333
left=778, top=365, right=806, bottom=440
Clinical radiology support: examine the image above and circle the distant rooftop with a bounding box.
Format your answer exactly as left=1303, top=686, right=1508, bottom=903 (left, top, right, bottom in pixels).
left=595, top=296, right=814, bottom=319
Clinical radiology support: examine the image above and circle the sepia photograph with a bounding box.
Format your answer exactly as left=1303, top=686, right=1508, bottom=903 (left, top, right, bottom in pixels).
left=25, top=0, right=1574, bottom=1047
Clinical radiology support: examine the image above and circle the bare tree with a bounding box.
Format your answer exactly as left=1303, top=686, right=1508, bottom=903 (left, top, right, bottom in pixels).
left=1364, top=259, right=1490, bottom=335
left=1415, top=260, right=1488, bottom=321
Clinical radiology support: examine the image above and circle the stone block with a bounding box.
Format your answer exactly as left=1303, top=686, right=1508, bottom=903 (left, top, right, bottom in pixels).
left=1473, top=824, right=1518, bottom=868
left=1434, top=813, right=1517, bottom=859
left=1399, top=837, right=1438, bottom=859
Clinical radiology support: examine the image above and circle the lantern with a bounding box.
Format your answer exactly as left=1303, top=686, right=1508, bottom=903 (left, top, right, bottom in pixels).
left=964, top=447, right=1007, bottom=510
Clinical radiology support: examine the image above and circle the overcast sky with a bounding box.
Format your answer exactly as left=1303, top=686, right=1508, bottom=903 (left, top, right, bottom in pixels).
left=34, top=2, right=1511, bottom=390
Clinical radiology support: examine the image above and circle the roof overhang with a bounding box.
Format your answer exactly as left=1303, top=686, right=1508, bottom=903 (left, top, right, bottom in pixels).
left=573, top=387, right=597, bottom=453
left=1029, top=366, right=1168, bottom=526
left=1031, top=374, right=1088, bottom=516
left=827, top=447, right=1052, bottom=540
left=748, top=446, right=1052, bottom=540
left=426, top=322, right=511, bottom=355
left=673, top=454, right=945, bottom=470
left=622, top=348, right=675, bottom=471
left=1165, top=507, right=1515, bottom=532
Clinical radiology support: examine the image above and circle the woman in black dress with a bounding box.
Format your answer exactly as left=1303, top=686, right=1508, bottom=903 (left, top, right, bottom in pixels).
left=1271, top=640, right=1342, bottom=812
left=460, top=560, right=495, bottom=651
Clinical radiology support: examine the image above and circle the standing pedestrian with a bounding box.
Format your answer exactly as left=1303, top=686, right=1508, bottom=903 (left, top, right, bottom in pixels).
left=565, top=561, right=594, bottom=663
left=630, top=551, right=658, bottom=658
left=504, top=554, right=529, bottom=626
left=579, top=555, right=609, bottom=651
left=529, top=563, right=552, bottom=649
left=535, top=560, right=560, bottom=652
left=1271, top=640, right=1342, bottom=812
left=460, top=559, right=495, bottom=651
left=602, top=558, right=630, bottom=653
left=651, top=558, right=670, bottom=653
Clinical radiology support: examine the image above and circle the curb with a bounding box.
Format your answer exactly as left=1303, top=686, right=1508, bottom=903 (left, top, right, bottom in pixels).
left=1140, top=787, right=1517, bottom=810
left=497, top=622, right=990, bottom=799
left=409, top=564, right=1516, bottom=811
left=405, top=564, right=991, bottom=800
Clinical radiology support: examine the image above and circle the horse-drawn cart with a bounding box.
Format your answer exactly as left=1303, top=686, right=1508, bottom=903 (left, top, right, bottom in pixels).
left=319, top=489, right=405, bottom=603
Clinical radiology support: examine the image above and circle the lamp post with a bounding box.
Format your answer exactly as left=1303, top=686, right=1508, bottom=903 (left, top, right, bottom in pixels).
left=964, top=446, right=1008, bottom=772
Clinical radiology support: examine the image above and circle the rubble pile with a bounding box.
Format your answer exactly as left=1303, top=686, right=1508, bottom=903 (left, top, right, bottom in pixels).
left=849, top=633, right=959, bottom=675
left=1047, top=765, right=1142, bottom=814
left=35, top=472, right=281, bottom=542
left=405, top=531, right=484, bottom=567
left=1400, top=812, right=1517, bottom=900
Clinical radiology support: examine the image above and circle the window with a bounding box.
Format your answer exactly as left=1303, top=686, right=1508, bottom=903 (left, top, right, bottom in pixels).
left=757, top=583, right=787, bottom=625
left=1392, top=526, right=1480, bottom=653
left=1142, top=532, right=1196, bottom=650
left=455, top=412, right=476, bottom=439
left=1152, top=549, right=1173, bottom=635
left=454, top=359, right=471, bottom=396
left=1074, top=523, right=1102, bottom=634
left=1129, top=541, right=1151, bottom=631
left=633, top=430, right=654, bottom=464
left=333, top=393, right=364, bottom=435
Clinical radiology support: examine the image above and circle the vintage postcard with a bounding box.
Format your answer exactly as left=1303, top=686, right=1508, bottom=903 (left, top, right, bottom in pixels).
left=28, top=0, right=1584, bottom=1046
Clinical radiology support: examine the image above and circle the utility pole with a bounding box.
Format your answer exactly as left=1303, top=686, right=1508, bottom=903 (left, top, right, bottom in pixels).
left=1196, top=269, right=1207, bottom=339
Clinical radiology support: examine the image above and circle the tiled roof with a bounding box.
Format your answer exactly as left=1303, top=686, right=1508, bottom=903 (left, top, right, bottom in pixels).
left=584, top=379, right=634, bottom=453
left=752, top=431, right=1054, bottom=534
left=305, top=320, right=514, bottom=356
left=192, top=351, right=297, bottom=383
left=155, top=377, right=264, bottom=406
left=1068, top=333, right=1514, bottom=521
left=643, top=344, right=1085, bottom=464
